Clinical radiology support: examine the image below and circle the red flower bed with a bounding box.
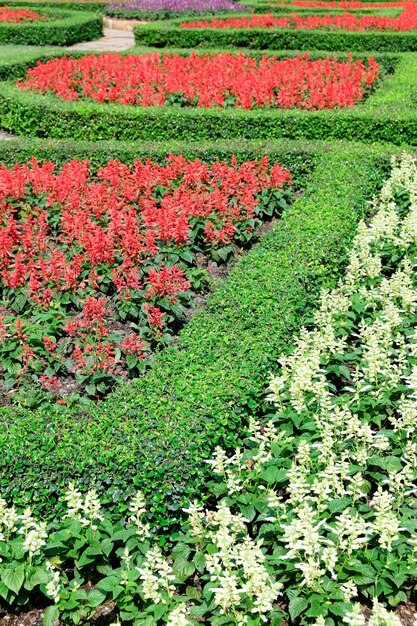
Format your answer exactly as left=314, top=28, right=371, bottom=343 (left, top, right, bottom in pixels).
left=0, top=155, right=291, bottom=403
left=0, top=5, right=44, bottom=22
left=181, top=3, right=417, bottom=31
left=17, top=52, right=379, bottom=110
left=287, top=1, right=404, bottom=7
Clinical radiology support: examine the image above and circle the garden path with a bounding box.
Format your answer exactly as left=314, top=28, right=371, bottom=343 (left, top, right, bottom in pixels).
left=0, top=130, right=15, bottom=140
left=68, top=26, right=135, bottom=51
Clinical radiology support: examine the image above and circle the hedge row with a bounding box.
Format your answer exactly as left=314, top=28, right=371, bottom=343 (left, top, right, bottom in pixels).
left=133, top=16, right=417, bottom=51
left=246, top=3, right=401, bottom=16
left=0, top=8, right=102, bottom=45
left=0, top=44, right=77, bottom=80
left=0, top=142, right=392, bottom=532
left=0, top=0, right=106, bottom=11
left=0, top=52, right=414, bottom=144
left=243, top=0, right=402, bottom=14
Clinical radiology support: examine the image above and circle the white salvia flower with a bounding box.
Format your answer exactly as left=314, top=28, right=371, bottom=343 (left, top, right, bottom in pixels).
left=370, top=488, right=403, bottom=552
left=63, top=482, right=85, bottom=522
left=281, top=503, right=328, bottom=560
left=82, top=489, right=103, bottom=529
left=393, top=396, right=417, bottom=435
left=294, top=560, right=325, bottom=587
left=343, top=604, right=366, bottom=626
left=0, top=499, right=18, bottom=536
left=226, top=471, right=244, bottom=494
left=136, top=546, right=175, bottom=604
left=128, top=491, right=151, bottom=538
left=18, top=507, right=37, bottom=534
left=335, top=511, right=372, bottom=554
left=369, top=597, right=403, bottom=626
left=121, top=546, right=131, bottom=570
left=46, top=568, right=61, bottom=603
left=266, top=489, right=282, bottom=511
left=205, top=446, right=230, bottom=476
left=321, top=545, right=338, bottom=579
left=405, top=364, right=417, bottom=398
left=211, top=574, right=242, bottom=612
left=166, top=604, right=192, bottom=626
left=183, top=501, right=205, bottom=538
left=340, top=580, right=358, bottom=602
left=311, top=617, right=326, bottom=626
left=23, top=521, right=48, bottom=557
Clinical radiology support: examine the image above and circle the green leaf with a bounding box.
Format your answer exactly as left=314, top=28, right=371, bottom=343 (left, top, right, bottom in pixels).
left=43, top=605, right=60, bottom=626
left=26, top=567, right=49, bottom=590
left=1, top=565, right=24, bottom=594
left=88, top=589, right=107, bottom=608
left=259, top=466, right=287, bottom=485
left=172, top=556, right=195, bottom=581
left=193, top=551, right=206, bottom=573
left=186, top=585, right=201, bottom=600
left=240, top=503, right=256, bottom=521
left=172, top=542, right=191, bottom=560
left=289, top=596, right=308, bottom=621
left=97, top=575, right=120, bottom=593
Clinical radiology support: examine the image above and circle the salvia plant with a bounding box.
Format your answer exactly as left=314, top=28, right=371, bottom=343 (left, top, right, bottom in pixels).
left=3, top=153, right=417, bottom=624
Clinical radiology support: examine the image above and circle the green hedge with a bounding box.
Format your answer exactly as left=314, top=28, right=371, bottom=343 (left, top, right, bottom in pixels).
left=0, top=44, right=79, bottom=79
left=0, top=8, right=102, bottom=45
left=133, top=15, right=417, bottom=51
left=243, top=0, right=402, bottom=15
left=0, top=0, right=106, bottom=11
left=0, top=52, right=415, bottom=145
left=0, top=142, right=392, bottom=530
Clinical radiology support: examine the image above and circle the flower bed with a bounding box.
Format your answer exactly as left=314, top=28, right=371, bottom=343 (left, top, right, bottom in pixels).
left=0, top=151, right=416, bottom=626
left=287, top=0, right=405, bottom=7
left=0, top=155, right=291, bottom=403
left=181, top=2, right=417, bottom=30
left=0, top=5, right=44, bottom=21
left=105, top=0, right=246, bottom=20
left=17, top=52, right=380, bottom=109
left=0, top=8, right=102, bottom=45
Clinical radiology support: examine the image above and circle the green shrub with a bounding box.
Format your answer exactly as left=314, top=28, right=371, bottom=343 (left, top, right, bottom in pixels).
left=0, top=8, right=102, bottom=45
left=0, top=0, right=106, bottom=11
left=0, top=144, right=392, bottom=532
left=133, top=15, right=417, bottom=51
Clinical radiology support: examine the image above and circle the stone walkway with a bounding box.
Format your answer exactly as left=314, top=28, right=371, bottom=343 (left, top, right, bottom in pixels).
left=0, top=130, right=16, bottom=140
left=68, top=26, right=135, bottom=51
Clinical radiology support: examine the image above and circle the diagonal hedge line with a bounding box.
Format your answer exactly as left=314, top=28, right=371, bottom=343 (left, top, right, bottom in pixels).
left=0, top=8, right=102, bottom=45
left=0, top=52, right=414, bottom=144
left=0, top=142, right=393, bottom=533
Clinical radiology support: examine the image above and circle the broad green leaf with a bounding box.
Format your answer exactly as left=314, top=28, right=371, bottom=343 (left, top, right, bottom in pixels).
left=43, top=604, right=60, bottom=626
left=1, top=565, right=24, bottom=594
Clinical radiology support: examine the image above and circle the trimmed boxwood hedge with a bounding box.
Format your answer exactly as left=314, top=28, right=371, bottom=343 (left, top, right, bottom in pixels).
left=0, top=141, right=393, bottom=531
left=133, top=15, right=417, bottom=51
left=0, top=8, right=102, bottom=45
left=0, top=0, right=106, bottom=11
left=0, top=52, right=414, bottom=145
left=243, top=0, right=402, bottom=15
left=0, top=45, right=79, bottom=80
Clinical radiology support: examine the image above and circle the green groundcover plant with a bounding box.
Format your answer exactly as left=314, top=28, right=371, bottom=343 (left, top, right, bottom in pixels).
left=2, top=153, right=417, bottom=625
